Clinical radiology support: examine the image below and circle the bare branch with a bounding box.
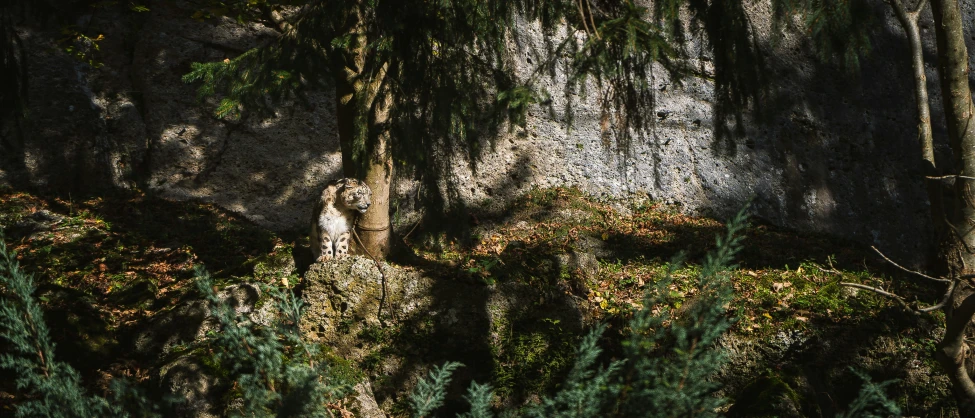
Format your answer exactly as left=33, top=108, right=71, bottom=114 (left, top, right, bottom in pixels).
left=871, top=246, right=950, bottom=283
left=577, top=0, right=592, bottom=37
left=919, top=279, right=956, bottom=313
left=840, top=281, right=950, bottom=314
left=926, top=174, right=975, bottom=181
left=840, top=282, right=917, bottom=313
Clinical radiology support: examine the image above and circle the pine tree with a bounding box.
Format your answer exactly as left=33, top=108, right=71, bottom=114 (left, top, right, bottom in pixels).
left=183, top=0, right=701, bottom=258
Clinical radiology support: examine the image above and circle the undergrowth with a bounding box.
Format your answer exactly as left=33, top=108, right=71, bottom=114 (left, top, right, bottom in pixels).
left=0, top=185, right=953, bottom=415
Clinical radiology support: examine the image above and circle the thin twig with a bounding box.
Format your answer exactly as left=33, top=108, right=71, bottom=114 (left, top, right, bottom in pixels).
left=839, top=282, right=918, bottom=314
left=871, top=246, right=950, bottom=283
left=926, top=174, right=975, bottom=181
left=402, top=212, right=424, bottom=243
left=821, top=258, right=843, bottom=277
left=577, top=0, right=592, bottom=36
left=825, top=257, right=951, bottom=313
left=584, top=0, right=601, bottom=40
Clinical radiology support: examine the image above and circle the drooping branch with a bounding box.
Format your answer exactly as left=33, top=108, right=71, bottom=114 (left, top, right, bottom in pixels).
left=871, top=246, right=950, bottom=283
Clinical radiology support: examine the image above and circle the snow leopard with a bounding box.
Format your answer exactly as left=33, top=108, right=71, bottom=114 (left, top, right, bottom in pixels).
left=310, top=178, right=372, bottom=262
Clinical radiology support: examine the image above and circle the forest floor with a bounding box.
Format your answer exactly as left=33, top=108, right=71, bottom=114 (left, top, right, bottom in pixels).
left=0, top=185, right=957, bottom=416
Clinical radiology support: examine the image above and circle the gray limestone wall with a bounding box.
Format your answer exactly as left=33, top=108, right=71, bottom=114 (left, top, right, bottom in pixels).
left=3, top=0, right=973, bottom=262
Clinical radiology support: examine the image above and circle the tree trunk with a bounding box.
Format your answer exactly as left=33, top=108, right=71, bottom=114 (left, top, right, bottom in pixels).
left=332, top=3, right=393, bottom=259
left=355, top=90, right=394, bottom=259
left=334, top=80, right=393, bottom=259
left=891, top=0, right=942, bottom=229
left=930, top=0, right=975, bottom=412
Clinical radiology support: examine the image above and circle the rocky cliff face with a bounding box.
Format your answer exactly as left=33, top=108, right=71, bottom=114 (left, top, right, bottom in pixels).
left=3, top=0, right=973, bottom=262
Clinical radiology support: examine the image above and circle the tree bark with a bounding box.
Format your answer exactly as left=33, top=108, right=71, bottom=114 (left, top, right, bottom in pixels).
left=930, top=0, right=975, bottom=412
left=890, top=0, right=942, bottom=225
left=332, top=3, right=393, bottom=258
left=357, top=94, right=393, bottom=258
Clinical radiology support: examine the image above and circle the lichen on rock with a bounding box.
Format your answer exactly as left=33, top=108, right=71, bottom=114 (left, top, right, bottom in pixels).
left=299, top=256, right=431, bottom=357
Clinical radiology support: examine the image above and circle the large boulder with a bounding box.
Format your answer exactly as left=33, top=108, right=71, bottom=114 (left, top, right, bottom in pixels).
left=300, top=256, right=589, bottom=411
left=300, top=257, right=431, bottom=355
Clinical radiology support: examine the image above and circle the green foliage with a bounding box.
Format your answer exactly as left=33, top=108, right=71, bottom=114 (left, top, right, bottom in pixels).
left=564, top=0, right=683, bottom=148
left=1, top=226, right=354, bottom=417
left=411, top=361, right=464, bottom=418
left=411, top=206, right=749, bottom=418
left=0, top=234, right=146, bottom=417
left=616, top=207, right=748, bottom=417
left=183, top=48, right=300, bottom=120
left=522, top=325, right=623, bottom=418
left=184, top=0, right=533, bottom=175
left=458, top=381, right=494, bottom=418
left=195, top=267, right=353, bottom=416
left=836, top=369, right=901, bottom=418
left=59, top=30, right=106, bottom=69
left=836, top=369, right=902, bottom=418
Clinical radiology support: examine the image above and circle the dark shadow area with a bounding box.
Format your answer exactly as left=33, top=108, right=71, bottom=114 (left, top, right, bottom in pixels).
left=698, top=0, right=937, bottom=267
left=0, top=187, right=280, bottom=389
left=385, top=181, right=948, bottom=415
left=357, top=267, right=586, bottom=416
left=0, top=1, right=964, bottom=416
left=727, top=306, right=952, bottom=417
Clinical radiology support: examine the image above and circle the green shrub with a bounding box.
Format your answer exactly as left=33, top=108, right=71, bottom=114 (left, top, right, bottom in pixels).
left=0, top=207, right=902, bottom=418
left=194, top=267, right=353, bottom=416
left=410, top=207, right=902, bottom=418
left=0, top=235, right=157, bottom=417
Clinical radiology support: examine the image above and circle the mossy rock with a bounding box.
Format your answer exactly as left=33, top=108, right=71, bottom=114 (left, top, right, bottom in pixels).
left=299, top=257, right=430, bottom=356
left=158, top=353, right=227, bottom=418
left=250, top=246, right=297, bottom=283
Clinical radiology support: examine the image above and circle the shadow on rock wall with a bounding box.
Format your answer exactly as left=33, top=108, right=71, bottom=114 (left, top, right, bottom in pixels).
left=568, top=0, right=940, bottom=267
left=1, top=1, right=345, bottom=235
left=134, top=1, right=343, bottom=233
left=0, top=0, right=959, bottom=278
left=697, top=1, right=938, bottom=266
